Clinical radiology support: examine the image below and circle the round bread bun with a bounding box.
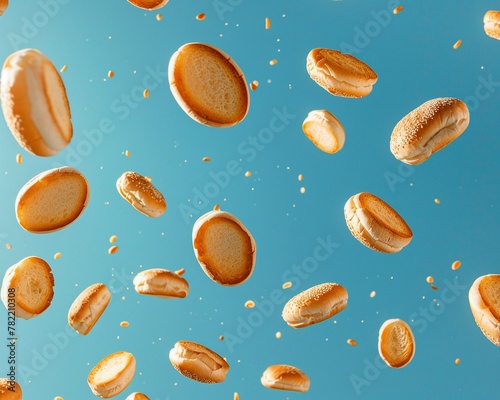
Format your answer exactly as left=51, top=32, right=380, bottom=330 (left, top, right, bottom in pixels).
left=88, top=351, right=136, bottom=398
left=0, top=0, right=8, bottom=16
left=127, top=0, right=168, bottom=10
left=390, top=97, right=470, bottom=165
left=0, top=48, right=72, bottom=156
left=192, top=209, right=256, bottom=286
left=116, top=171, right=166, bottom=218
left=125, top=393, right=150, bottom=400
left=133, top=269, right=189, bottom=298
left=168, top=42, right=250, bottom=127
left=469, top=274, right=500, bottom=345
left=0, top=378, right=22, bottom=399
left=302, top=109, right=345, bottom=153
left=15, top=166, right=90, bottom=234
left=282, top=282, right=348, bottom=328
left=261, top=364, right=310, bottom=393
left=484, top=10, right=500, bottom=40
left=344, top=192, right=412, bottom=253
left=306, top=48, right=377, bottom=98
left=1, top=256, right=54, bottom=320
left=378, top=318, right=415, bottom=368
left=68, top=283, right=111, bottom=335
left=169, top=340, right=229, bottom=383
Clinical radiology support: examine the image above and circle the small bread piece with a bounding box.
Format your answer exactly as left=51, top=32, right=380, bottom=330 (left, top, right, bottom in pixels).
left=378, top=319, right=415, bottom=368
left=390, top=98, right=470, bottom=165
left=0, top=48, right=72, bottom=156
left=0, top=0, right=8, bottom=16
left=0, top=378, right=22, bottom=399
left=344, top=192, right=412, bottom=253
left=116, top=171, right=166, bottom=218
left=127, top=0, right=168, bottom=10
left=133, top=269, right=189, bottom=298
left=169, top=43, right=250, bottom=127
left=306, top=48, right=377, bottom=98
left=68, top=283, right=111, bottom=335
left=169, top=340, right=229, bottom=383
left=88, top=351, right=136, bottom=398
left=484, top=10, right=500, bottom=40
left=15, top=166, right=90, bottom=233
left=302, top=109, right=345, bottom=153
left=192, top=209, right=256, bottom=286
left=1, top=256, right=54, bottom=320
left=282, top=283, right=348, bottom=328
left=469, top=274, right=500, bottom=345
left=261, top=365, right=310, bottom=393
left=125, top=393, right=150, bottom=400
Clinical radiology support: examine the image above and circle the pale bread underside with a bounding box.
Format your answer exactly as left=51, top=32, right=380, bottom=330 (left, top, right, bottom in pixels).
left=380, top=320, right=414, bottom=368
left=479, top=275, right=500, bottom=322
left=88, top=352, right=135, bottom=398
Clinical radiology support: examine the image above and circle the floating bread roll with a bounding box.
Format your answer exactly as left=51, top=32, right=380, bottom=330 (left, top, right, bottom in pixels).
left=133, top=268, right=189, bottom=298
left=68, top=283, right=111, bottom=335
left=168, top=42, right=250, bottom=127
left=116, top=171, right=166, bottom=218
left=282, top=283, right=348, bottom=328
left=192, top=209, right=256, bottom=286
left=378, top=318, right=415, bottom=368
left=88, top=351, right=136, bottom=398
left=127, top=0, right=168, bottom=10
left=469, top=274, right=500, bottom=345
left=344, top=192, right=412, bottom=253
left=0, top=49, right=72, bottom=156
left=390, top=98, right=470, bottom=165
left=306, top=48, right=377, bottom=98
left=1, top=256, right=54, bottom=320
left=169, top=340, right=229, bottom=383
left=260, top=364, right=310, bottom=392
left=302, top=109, right=345, bottom=153
left=15, top=166, right=90, bottom=233
left=0, top=0, right=8, bottom=16
left=125, top=393, right=150, bottom=400
left=484, top=10, right=500, bottom=40
left=0, top=378, right=22, bottom=399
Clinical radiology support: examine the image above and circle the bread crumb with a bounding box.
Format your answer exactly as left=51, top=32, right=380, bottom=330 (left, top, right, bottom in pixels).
left=426, top=276, right=434, bottom=283
left=451, top=260, right=461, bottom=270
left=275, top=331, right=282, bottom=339
left=156, top=13, right=162, bottom=21
left=265, top=17, right=271, bottom=29
left=347, top=338, right=358, bottom=346
left=108, top=245, right=119, bottom=254
left=54, top=397, right=64, bottom=400
left=219, top=335, right=224, bottom=340
left=120, top=321, right=129, bottom=328
left=213, top=204, right=220, bottom=211
left=125, top=150, right=131, bottom=157
left=453, top=40, right=462, bottom=50
left=282, top=281, right=292, bottom=289
left=60, top=65, right=67, bottom=73
left=245, top=171, right=252, bottom=177
left=108, top=70, right=114, bottom=78
left=54, top=252, right=62, bottom=260
left=234, top=393, right=240, bottom=400
left=269, top=59, right=278, bottom=66
left=244, top=300, right=255, bottom=308
left=5, top=243, right=11, bottom=250
left=16, top=154, right=22, bottom=164
left=298, top=174, right=303, bottom=181
left=143, top=89, right=149, bottom=98
left=175, top=268, right=185, bottom=276
left=393, top=5, right=404, bottom=14
left=434, top=198, right=441, bottom=204
left=430, top=285, right=438, bottom=290
left=196, top=13, right=206, bottom=20
left=455, top=358, right=461, bottom=365
left=370, top=290, right=376, bottom=298
left=250, top=81, right=258, bottom=91
left=202, top=157, right=211, bottom=162
left=300, top=187, right=306, bottom=194
left=109, top=235, right=117, bottom=243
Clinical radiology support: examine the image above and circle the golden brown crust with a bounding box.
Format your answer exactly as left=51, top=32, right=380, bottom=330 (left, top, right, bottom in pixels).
left=306, top=48, right=377, bottom=98
left=378, top=319, right=415, bottom=368
left=127, top=0, right=168, bottom=10
left=88, top=352, right=136, bottom=398
left=133, top=269, right=189, bottom=298
left=484, top=10, right=500, bottom=40
left=116, top=172, right=166, bottom=218
left=0, top=378, right=22, bottom=399
left=68, top=283, right=111, bottom=335
left=469, top=275, right=500, bottom=346
left=302, top=110, right=345, bottom=154
left=168, top=43, right=249, bottom=127
left=261, top=365, right=310, bottom=392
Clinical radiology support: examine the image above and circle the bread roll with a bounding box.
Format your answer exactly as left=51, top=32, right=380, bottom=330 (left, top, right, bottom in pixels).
left=0, top=48, right=72, bottom=156
left=469, top=274, right=500, bottom=345
left=192, top=209, right=256, bottom=286
left=88, top=351, right=136, bottom=398
left=302, top=110, right=345, bottom=154
left=306, top=48, right=377, bottom=98
left=169, top=340, right=229, bottom=383
left=261, top=364, right=310, bottom=392
left=125, top=393, right=150, bottom=400
left=133, top=269, right=189, bottom=298
left=116, top=171, right=166, bottom=218
left=127, top=0, right=168, bottom=10
left=1, top=256, right=54, bottom=320
left=168, top=42, right=250, bottom=127
left=390, top=97, right=470, bottom=165
left=15, top=166, right=90, bottom=233
left=0, top=0, right=8, bottom=16
left=484, top=10, right=500, bottom=40
left=282, top=283, right=348, bottom=328
left=0, top=378, right=21, bottom=399
left=68, top=283, right=111, bottom=335
left=378, top=318, right=415, bottom=368
left=344, top=192, right=412, bottom=253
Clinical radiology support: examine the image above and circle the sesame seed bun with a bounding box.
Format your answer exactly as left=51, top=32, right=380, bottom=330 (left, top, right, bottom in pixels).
left=68, top=283, right=111, bottom=335
left=133, top=269, right=189, bottom=298
left=469, top=274, right=500, bottom=345
left=261, top=364, right=310, bottom=392
left=169, top=340, right=229, bottom=383
left=378, top=319, right=415, bottom=368
left=282, top=283, right=348, bottom=328
left=390, top=97, right=470, bottom=165
left=168, top=43, right=250, bottom=127
left=0, top=48, right=72, bottom=156
left=306, top=48, right=377, bottom=98
left=0, top=378, right=21, bottom=399
left=344, top=192, right=412, bottom=253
